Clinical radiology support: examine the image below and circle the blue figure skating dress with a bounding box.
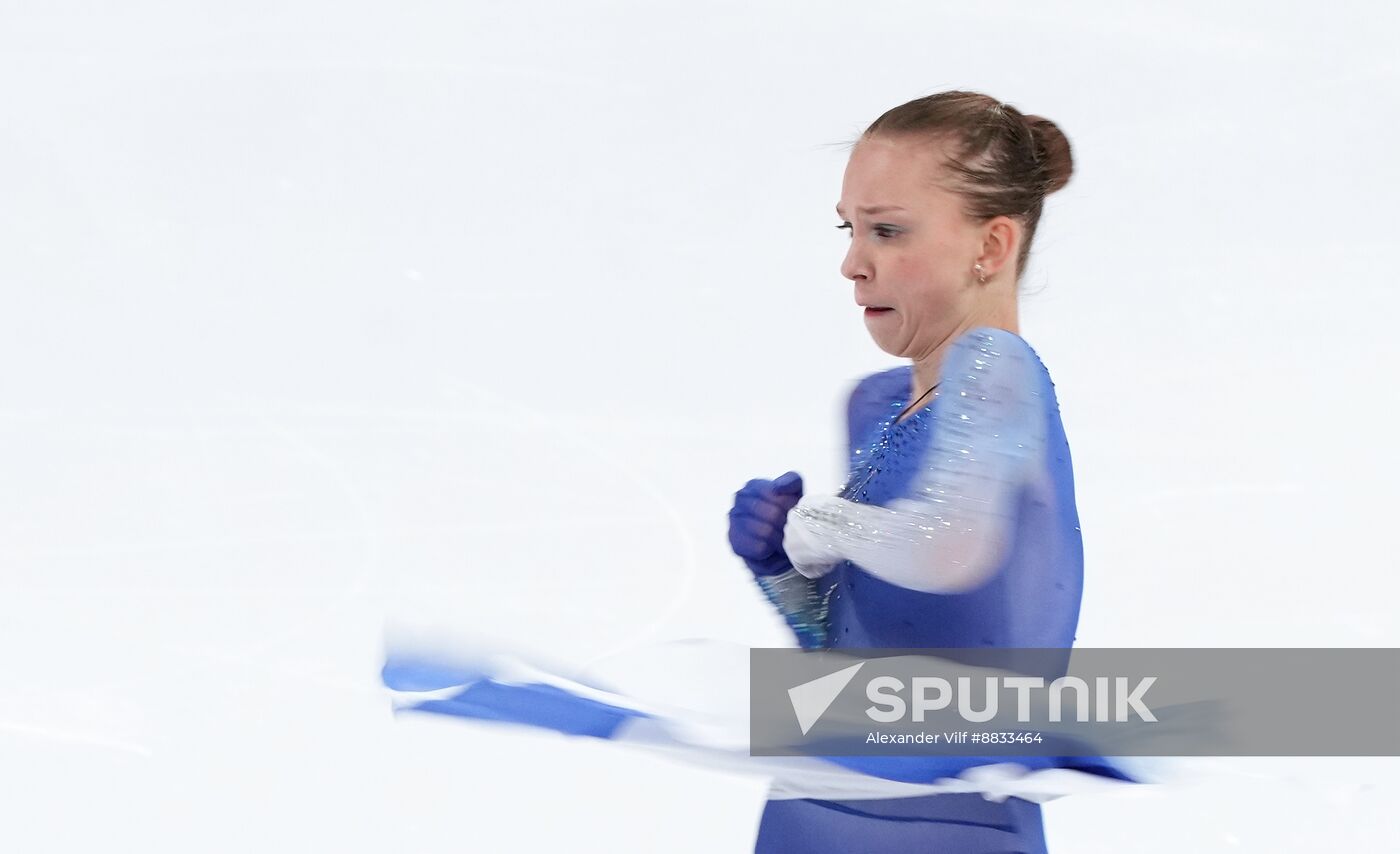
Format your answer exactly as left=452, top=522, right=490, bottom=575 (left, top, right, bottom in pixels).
left=381, top=327, right=1153, bottom=851
left=751, top=327, right=1129, bottom=852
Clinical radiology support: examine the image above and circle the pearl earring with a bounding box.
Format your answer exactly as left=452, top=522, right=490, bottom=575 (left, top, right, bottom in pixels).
left=974, top=264, right=986, bottom=284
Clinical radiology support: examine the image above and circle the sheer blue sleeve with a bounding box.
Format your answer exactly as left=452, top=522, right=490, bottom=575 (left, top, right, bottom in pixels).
left=753, top=569, right=828, bottom=649
left=782, top=327, right=1046, bottom=593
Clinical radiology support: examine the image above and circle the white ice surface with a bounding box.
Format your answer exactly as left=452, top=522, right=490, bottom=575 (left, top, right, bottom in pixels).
left=2, top=2, right=1398, bottom=851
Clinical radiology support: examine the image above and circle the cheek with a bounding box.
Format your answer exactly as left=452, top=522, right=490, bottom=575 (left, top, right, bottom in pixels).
left=893, top=256, right=960, bottom=316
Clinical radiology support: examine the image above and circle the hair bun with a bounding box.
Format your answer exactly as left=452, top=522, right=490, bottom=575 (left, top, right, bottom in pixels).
left=1021, top=114, right=1074, bottom=194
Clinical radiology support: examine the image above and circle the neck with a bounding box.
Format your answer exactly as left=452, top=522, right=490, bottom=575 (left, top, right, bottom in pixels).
left=908, top=307, right=1019, bottom=409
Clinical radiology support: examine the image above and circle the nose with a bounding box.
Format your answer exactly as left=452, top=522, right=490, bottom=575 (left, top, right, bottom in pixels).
left=840, top=238, right=868, bottom=284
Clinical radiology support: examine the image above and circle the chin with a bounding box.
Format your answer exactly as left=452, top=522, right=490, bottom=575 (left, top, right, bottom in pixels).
left=863, top=324, right=898, bottom=354
left=866, top=335, right=904, bottom=358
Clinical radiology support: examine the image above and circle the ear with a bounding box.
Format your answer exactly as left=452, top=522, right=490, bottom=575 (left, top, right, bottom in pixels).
left=976, top=216, right=1021, bottom=280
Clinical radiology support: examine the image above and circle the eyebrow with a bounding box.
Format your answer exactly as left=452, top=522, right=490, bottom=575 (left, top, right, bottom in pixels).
left=835, top=204, right=907, bottom=217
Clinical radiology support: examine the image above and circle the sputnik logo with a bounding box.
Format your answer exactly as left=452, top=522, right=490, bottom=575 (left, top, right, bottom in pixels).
left=787, top=662, right=865, bottom=735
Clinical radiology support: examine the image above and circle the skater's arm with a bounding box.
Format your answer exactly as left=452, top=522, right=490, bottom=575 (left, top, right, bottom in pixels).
left=782, top=328, right=1046, bottom=594
left=743, top=368, right=908, bottom=649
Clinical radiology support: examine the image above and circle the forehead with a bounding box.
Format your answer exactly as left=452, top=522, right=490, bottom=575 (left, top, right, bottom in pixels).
left=837, top=135, right=956, bottom=216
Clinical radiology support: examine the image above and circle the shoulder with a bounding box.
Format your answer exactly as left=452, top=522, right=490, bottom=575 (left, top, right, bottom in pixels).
left=940, top=326, right=1047, bottom=391
left=846, top=364, right=909, bottom=413
left=848, top=364, right=909, bottom=402
left=845, top=364, right=909, bottom=442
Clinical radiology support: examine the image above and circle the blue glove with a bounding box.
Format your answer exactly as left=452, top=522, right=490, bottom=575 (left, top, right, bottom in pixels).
left=727, top=470, right=804, bottom=577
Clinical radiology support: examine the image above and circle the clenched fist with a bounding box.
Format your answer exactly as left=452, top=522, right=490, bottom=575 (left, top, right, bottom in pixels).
left=727, top=470, right=803, bottom=577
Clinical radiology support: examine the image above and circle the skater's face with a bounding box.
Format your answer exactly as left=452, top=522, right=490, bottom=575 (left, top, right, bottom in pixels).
left=837, top=135, right=1007, bottom=359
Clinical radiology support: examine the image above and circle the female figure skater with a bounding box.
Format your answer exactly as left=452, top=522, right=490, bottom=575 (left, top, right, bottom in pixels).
left=729, top=91, right=1112, bottom=852
left=384, top=91, right=1148, bottom=852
